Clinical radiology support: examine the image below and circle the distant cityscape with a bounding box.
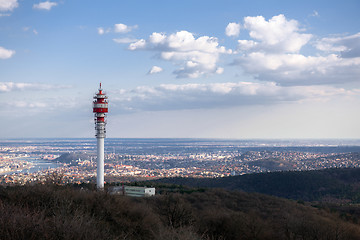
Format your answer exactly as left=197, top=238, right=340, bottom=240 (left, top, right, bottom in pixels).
left=1, top=139, right=360, bottom=185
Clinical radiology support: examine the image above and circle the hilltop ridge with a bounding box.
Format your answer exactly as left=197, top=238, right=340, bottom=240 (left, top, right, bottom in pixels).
left=152, top=167, right=360, bottom=203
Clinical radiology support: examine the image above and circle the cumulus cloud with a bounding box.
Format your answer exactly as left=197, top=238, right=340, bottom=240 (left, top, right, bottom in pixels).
left=110, top=82, right=353, bottom=112
left=225, top=22, right=240, bottom=37
left=0, top=46, right=15, bottom=59
left=231, top=14, right=360, bottom=85
left=33, top=1, right=58, bottom=10
left=114, top=23, right=137, bottom=33
left=0, top=0, right=18, bottom=12
left=148, top=66, right=163, bottom=75
left=238, top=14, right=312, bottom=53
left=0, top=82, right=69, bottom=93
left=129, top=31, right=231, bottom=78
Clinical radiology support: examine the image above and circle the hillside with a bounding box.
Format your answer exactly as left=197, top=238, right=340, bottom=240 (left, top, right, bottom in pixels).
left=1, top=184, right=360, bottom=239
left=54, top=153, right=91, bottom=164
left=152, top=167, right=360, bottom=202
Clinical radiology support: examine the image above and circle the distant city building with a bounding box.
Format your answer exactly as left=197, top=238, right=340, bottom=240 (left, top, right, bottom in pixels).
left=109, top=186, right=155, bottom=197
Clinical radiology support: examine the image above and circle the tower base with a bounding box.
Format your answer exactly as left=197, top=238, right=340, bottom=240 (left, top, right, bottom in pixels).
left=96, top=137, right=104, bottom=189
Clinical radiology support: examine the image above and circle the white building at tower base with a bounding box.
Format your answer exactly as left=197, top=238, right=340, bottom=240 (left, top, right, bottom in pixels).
left=109, top=186, right=156, bottom=197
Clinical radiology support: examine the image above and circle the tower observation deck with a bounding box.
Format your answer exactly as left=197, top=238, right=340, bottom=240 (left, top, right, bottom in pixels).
left=93, top=83, right=108, bottom=189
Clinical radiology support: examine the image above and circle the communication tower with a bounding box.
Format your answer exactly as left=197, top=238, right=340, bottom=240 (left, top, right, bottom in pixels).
left=93, top=83, right=108, bottom=189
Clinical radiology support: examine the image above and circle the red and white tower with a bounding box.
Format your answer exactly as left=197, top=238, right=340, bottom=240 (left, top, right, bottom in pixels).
left=93, top=83, right=108, bottom=189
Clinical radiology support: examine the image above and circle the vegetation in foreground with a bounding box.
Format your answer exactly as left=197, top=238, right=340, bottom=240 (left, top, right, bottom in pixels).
left=1, top=184, right=360, bottom=240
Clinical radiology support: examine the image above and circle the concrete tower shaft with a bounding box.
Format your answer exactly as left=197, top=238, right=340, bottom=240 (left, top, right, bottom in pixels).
left=93, top=83, right=108, bottom=189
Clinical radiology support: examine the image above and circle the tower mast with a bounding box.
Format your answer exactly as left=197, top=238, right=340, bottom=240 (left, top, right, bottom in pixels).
left=93, top=83, right=108, bottom=189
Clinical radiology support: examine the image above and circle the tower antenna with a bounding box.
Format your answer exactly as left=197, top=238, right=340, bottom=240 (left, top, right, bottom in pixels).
left=93, top=83, right=108, bottom=189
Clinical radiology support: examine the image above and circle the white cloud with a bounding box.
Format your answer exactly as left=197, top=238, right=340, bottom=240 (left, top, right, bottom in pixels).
left=239, top=14, right=312, bottom=53
left=215, top=67, right=224, bottom=74
left=33, top=1, right=58, bottom=10
left=0, top=46, right=15, bottom=59
left=148, top=66, right=163, bottom=75
left=0, top=0, right=18, bottom=12
left=114, top=23, right=137, bottom=33
left=232, top=15, right=360, bottom=85
left=225, top=22, right=240, bottom=37
left=113, top=37, right=138, bottom=44
left=98, top=23, right=136, bottom=35
left=149, top=32, right=166, bottom=44
left=128, top=39, right=146, bottom=50
left=235, top=52, right=360, bottom=85
left=97, top=27, right=105, bottom=35
left=110, top=82, right=354, bottom=112
left=0, top=82, right=69, bottom=93
left=97, top=27, right=111, bottom=35
left=114, top=23, right=128, bottom=33
left=129, top=31, right=230, bottom=78
left=315, top=32, right=360, bottom=58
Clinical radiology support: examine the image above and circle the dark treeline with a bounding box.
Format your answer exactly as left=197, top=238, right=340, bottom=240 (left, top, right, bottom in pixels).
left=153, top=168, right=360, bottom=203
left=1, top=184, right=360, bottom=240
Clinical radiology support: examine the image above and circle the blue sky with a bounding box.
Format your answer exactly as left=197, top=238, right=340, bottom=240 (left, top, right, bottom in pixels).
left=1, top=0, right=360, bottom=138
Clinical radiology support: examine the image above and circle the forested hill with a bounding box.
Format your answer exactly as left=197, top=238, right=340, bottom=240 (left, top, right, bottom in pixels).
left=153, top=168, right=360, bottom=202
